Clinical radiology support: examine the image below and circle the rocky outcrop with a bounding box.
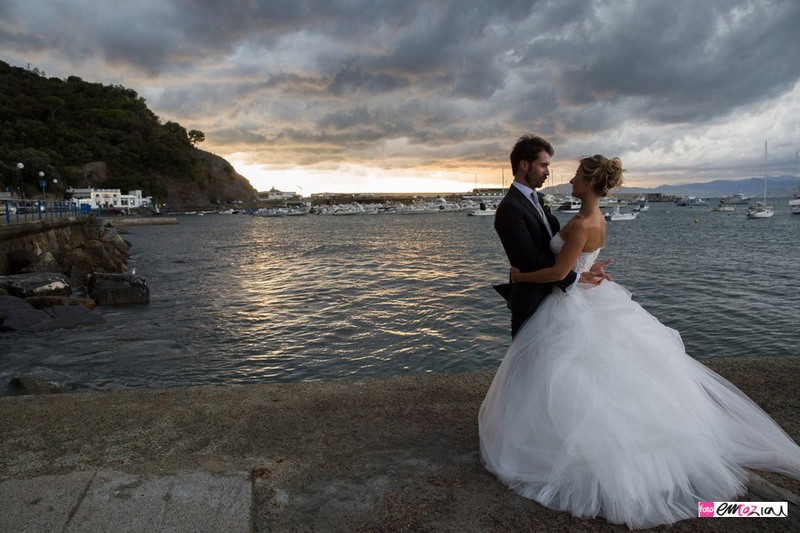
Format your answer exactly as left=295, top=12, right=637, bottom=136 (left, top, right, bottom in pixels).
left=0, top=218, right=146, bottom=332
left=0, top=218, right=130, bottom=288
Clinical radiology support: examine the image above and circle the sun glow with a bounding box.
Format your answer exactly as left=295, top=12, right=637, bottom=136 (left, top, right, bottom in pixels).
left=227, top=158, right=508, bottom=195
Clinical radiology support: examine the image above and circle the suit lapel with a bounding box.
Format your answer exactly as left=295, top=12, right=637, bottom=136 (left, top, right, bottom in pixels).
left=510, top=186, right=539, bottom=218
left=511, top=186, right=552, bottom=235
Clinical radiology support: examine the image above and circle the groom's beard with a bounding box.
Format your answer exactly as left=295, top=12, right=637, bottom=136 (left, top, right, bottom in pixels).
left=523, top=170, right=546, bottom=190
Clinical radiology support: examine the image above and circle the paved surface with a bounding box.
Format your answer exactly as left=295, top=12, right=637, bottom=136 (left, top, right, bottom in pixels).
left=0, top=470, right=250, bottom=532
left=1, top=356, right=799, bottom=532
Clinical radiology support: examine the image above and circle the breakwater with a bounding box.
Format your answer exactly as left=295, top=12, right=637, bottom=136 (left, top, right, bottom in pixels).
left=0, top=217, right=101, bottom=275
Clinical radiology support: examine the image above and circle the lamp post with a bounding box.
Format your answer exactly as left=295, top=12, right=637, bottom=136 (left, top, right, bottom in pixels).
left=39, top=171, right=46, bottom=200
left=38, top=171, right=47, bottom=219
left=52, top=179, right=60, bottom=216
left=16, top=162, right=24, bottom=199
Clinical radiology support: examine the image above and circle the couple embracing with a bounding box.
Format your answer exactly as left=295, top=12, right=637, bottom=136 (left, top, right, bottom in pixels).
left=479, top=134, right=800, bottom=529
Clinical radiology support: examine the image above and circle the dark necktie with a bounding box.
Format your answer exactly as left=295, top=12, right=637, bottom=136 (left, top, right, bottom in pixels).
left=531, top=193, right=553, bottom=237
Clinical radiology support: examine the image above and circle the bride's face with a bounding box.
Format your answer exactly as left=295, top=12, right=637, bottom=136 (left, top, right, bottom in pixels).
left=569, top=171, right=589, bottom=199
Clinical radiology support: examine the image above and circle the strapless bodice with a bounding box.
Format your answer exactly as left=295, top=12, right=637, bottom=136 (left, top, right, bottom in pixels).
left=550, top=233, right=601, bottom=274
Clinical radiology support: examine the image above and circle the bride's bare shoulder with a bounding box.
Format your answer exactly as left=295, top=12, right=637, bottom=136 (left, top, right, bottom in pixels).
left=563, top=213, right=604, bottom=249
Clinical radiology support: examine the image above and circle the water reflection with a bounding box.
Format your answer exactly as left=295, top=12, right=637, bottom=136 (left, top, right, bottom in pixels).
left=1, top=203, right=798, bottom=395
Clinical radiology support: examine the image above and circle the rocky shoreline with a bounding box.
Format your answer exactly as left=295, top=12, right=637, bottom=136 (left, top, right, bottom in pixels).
left=1, top=219, right=152, bottom=394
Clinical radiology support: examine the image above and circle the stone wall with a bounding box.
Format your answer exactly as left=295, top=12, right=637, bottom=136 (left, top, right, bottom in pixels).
left=0, top=217, right=128, bottom=285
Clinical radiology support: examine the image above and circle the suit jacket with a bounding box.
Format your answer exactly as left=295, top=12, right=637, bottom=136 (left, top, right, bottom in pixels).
left=493, top=186, right=577, bottom=316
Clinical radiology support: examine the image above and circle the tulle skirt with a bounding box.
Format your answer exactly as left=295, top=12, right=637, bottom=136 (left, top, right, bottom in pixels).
left=479, top=281, right=800, bottom=529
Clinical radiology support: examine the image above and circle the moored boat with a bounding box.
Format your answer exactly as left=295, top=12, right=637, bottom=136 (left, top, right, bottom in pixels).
left=604, top=205, right=638, bottom=221
left=557, top=197, right=581, bottom=213
left=746, top=141, right=774, bottom=219
left=720, top=192, right=750, bottom=205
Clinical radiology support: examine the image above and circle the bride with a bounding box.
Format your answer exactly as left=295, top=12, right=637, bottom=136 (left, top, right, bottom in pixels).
left=479, top=155, right=800, bottom=529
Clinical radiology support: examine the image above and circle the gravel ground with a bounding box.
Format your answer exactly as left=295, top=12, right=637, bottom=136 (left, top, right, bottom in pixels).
left=1, top=354, right=798, bottom=532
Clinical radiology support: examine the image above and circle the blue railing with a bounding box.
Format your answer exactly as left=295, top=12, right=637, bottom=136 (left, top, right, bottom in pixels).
left=2, top=199, right=92, bottom=225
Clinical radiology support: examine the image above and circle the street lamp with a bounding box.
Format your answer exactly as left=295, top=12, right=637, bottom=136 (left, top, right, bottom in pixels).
left=39, top=171, right=46, bottom=201
left=16, top=162, right=24, bottom=198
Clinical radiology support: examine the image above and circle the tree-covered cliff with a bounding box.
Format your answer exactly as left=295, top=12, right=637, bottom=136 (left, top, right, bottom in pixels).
left=0, top=60, right=257, bottom=209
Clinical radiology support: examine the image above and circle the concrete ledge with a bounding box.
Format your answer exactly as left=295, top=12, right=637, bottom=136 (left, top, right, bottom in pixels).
left=105, top=217, right=178, bottom=226
left=1, top=356, right=799, bottom=532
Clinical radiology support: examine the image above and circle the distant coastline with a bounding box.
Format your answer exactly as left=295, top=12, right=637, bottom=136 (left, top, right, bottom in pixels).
left=544, top=174, right=799, bottom=198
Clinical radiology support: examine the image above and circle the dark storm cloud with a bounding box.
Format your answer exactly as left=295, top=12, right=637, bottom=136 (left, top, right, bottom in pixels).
left=2, top=0, right=800, bottom=185
left=546, top=1, right=800, bottom=123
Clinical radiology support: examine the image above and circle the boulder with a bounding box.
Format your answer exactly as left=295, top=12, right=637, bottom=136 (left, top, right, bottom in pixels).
left=44, top=303, right=106, bottom=330
left=0, top=294, right=52, bottom=331
left=9, top=376, right=67, bottom=394
left=60, top=247, right=98, bottom=289
left=0, top=293, right=105, bottom=331
left=88, top=273, right=150, bottom=305
left=28, top=251, right=63, bottom=273
left=107, top=233, right=131, bottom=254
left=84, top=239, right=121, bottom=272
left=6, top=248, right=37, bottom=272
left=25, top=295, right=97, bottom=310
left=0, top=273, right=72, bottom=298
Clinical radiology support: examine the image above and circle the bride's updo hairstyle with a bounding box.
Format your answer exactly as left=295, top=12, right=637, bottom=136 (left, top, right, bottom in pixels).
left=578, top=155, right=624, bottom=196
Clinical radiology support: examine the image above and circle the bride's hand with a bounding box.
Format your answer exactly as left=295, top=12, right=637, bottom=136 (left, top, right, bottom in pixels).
left=510, top=266, right=522, bottom=283
left=590, top=258, right=614, bottom=282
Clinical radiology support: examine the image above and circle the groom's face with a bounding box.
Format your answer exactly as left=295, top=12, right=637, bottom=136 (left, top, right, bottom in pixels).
left=522, top=151, right=551, bottom=190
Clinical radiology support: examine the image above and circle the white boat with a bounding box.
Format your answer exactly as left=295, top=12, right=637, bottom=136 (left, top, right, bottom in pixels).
left=604, top=205, right=638, bottom=221
left=711, top=203, right=735, bottom=212
left=557, top=197, right=581, bottom=213
left=332, top=203, right=366, bottom=215
left=632, top=197, right=649, bottom=212
left=746, top=141, right=775, bottom=219
left=675, top=196, right=708, bottom=207
left=746, top=202, right=774, bottom=218
left=790, top=198, right=800, bottom=215
left=720, top=192, right=750, bottom=205
left=467, top=208, right=495, bottom=216
left=467, top=202, right=496, bottom=216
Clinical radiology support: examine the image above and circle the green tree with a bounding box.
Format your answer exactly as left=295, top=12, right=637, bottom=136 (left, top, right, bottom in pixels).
left=188, top=129, right=205, bottom=146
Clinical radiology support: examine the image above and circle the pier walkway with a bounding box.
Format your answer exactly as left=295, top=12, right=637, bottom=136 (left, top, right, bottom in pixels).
left=1, top=356, right=799, bottom=532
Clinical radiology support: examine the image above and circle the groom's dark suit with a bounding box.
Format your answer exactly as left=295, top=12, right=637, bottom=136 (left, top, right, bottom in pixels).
left=494, top=185, right=577, bottom=334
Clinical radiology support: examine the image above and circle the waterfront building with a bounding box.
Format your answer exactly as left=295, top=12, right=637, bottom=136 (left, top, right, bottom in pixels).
left=66, top=188, right=153, bottom=210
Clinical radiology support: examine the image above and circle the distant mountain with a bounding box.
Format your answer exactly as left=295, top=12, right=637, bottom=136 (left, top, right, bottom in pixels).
left=543, top=176, right=799, bottom=198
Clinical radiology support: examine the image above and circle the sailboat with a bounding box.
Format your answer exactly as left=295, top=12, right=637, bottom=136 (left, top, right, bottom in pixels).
left=746, top=141, right=774, bottom=219
left=789, top=150, right=800, bottom=215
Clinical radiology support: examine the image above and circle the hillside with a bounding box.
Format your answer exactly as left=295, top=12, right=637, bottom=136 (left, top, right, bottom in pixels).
left=0, top=60, right=257, bottom=209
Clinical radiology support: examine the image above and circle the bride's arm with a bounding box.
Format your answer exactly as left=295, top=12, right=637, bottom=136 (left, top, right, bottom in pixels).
left=511, top=226, right=589, bottom=283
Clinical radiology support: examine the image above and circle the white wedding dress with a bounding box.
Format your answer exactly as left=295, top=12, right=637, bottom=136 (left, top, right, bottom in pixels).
left=479, top=233, right=800, bottom=529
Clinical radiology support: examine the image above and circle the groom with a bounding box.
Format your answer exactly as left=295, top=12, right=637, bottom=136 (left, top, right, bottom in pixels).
left=494, top=134, right=603, bottom=337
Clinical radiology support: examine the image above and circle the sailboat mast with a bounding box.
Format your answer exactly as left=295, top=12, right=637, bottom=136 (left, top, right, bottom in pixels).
left=763, top=141, right=768, bottom=203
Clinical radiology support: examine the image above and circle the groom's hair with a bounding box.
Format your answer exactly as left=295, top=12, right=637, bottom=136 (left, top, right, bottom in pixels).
left=510, top=135, right=555, bottom=175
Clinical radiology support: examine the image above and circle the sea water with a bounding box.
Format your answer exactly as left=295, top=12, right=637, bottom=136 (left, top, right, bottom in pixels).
left=1, top=200, right=798, bottom=395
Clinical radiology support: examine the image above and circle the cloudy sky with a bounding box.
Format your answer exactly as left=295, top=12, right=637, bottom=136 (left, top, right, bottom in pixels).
left=2, top=0, right=799, bottom=194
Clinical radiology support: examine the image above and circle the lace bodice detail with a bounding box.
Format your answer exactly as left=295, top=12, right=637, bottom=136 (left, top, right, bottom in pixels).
left=550, top=233, right=601, bottom=275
